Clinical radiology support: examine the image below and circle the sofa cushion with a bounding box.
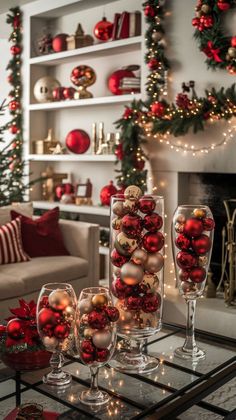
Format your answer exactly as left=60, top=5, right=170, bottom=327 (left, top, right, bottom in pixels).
left=0, top=202, right=33, bottom=225
left=0, top=218, right=30, bottom=264
left=0, top=255, right=88, bottom=299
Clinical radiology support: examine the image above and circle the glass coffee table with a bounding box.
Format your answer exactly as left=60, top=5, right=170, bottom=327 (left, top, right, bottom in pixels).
left=0, top=324, right=235, bottom=419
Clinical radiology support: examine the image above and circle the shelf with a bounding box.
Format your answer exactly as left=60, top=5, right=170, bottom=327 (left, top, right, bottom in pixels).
left=29, top=93, right=142, bottom=111
left=33, top=201, right=110, bottom=216
left=30, top=36, right=142, bottom=66
left=99, top=246, right=109, bottom=256
left=27, top=154, right=116, bottom=162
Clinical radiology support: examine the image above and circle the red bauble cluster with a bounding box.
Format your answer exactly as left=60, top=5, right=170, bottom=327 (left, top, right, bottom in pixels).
left=9, top=100, right=20, bottom=111
left=150, top=101, right=166, bottom=117
left=52, top=86, right=76, bottom=101
left=10, top=45, right=21, bottom=55
left=176, top=93, right=191, bottom=110
left=192, top=15, right=214, bottom=32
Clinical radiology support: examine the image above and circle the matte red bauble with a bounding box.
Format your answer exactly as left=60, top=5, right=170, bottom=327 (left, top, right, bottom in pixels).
left=191, top=234, right=211, bottom=255
left=96, top=348, right=110, bottom=362
left=66, top=129, right=90, bottom=154
left=139, top=196, right=156, bottom=214
left=100, top=181, right=118, bottom=206
left=144, top=5, right=155, bottom=17
left=108, top=69, right=135, bottom=95
left=10, top=45, right=21, bottom=55
left=143, top=212, right=163, bottom=232
left=9, top=100, right=20, bottom=111
left=94, top=17, right=113, bottom=41
left=115, top=143, right=124, bottom=160
left=54, top=324, right=69, bottom=339
left=105, top=306, right=119, bottom=322
left=142, top=293, right=161, bottom=313
left=217, top=1, right=230, bottom=10
left=184, top=218, right=203, bottom=238
left=150, top=102, right=166, bottom=118
left=175, top=234, right=191, bottom=251
left=81, top=352, right=94, bottom=364
left=52, top=86, right=65, bottom=101
left=52, top=33, right=68, bottom=52
left=63, top=87, right=76, bottom=100
left=126, top=296, right=143, bottom=311
left=143, top=232, right=164, bottom=253
left=176, top=251, right=197, bottom=270
left=189, top=267, right=206, bottom=283
left=148, top=58, right=159, bottom=70
left=9, top=125, right=19, bottom=134
left=110, top=249, right=128, bottom=268
left=121, top=214, right=142, bottom=238
left=88, top=310, right=108, bottom=330
left=202, top=217, right=215, bottom=231
left=64, top=183, right=74, bottom=194
left=38, top=308, right=57, bottom=328
left=81, top=339, right=95, bottom=354
left=55, top=184, right=65, bottom=200
left=231, top=37, right=236, bottom=48
left=7, top=318, right=24, bottom=339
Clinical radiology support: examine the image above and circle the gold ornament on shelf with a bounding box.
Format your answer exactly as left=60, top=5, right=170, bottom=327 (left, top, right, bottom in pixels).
left=34, top=128, right=62, bottom=155
left=41, top=166, right=68, bottom=202
left=66, top=23, right=94, bottom=50
left=71, top=65, right=96, bottom=99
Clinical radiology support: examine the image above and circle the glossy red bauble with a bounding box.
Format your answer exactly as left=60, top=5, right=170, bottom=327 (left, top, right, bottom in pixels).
left=96, top=348, right=110, bottom=363
left=94, top=17, right=113, bottom=41
left=217, top=1, right=230, bottom=10
left=9, top=100, right=20, bottom=111
left=108, top=69, right=135, bottom=95
left=179, top=269, right=190, bottom=282
left=9, top=125, right=19, bottom=134
left=231, top=37, right=236, bottom=48
left=148, top=58, right=159, bottom=70
left=66, top=129, right=90, bottom=154
left=38, top=308, right=57, bottom=328
left=189, top=267, right=206, bottom=283
left=81, top=351, right=94, bottom=364
left=139, top=196, right=156, bottom=214
left=10, top=45, right=21, bottom=55
left=39, top=296, right=49, bottom=309
left=63, top=87, right=76, bottom=100
left=110, top=249, right=128, bottom=268
left=7, top=318, right=24, bottom=339
left=176, top=251, right=197, bottom=270
left=126, top=296, right=143, bottom=311
left=143, top=232, right=164, bottom=253
left=121, top=214, right=142, bottom=238
left=144, top=5, right=155, bottom=17
left=142, top=293, right=161, bottom=313
left=143, top=212, right=163, bottom=232
left=105, top=306, right=119, bottom=322
left=184, top=218, right=204, bottom=238
left=64, top=183, right=74, bottom=194
left=52, top=86, right=65, bottom=101
left=54, top=324, right=70, bottom=339
left=191, top=234, right=211, bottom=255
left=55, top=184, right=65, bottom=200
left=202, top=217, right=215, bottom=231
left=150, top=102, right=166, bottom=118
left=52, top=33, right=68, bottom=52
left=175, top=234, right=191, bottom=251
left=88, top=310, right=108, bottom=330
left=81, top=339, right=95, bottom=354
left=100, top=181, right=118, bottom=206
left=111, top=277, right=132, bottom=299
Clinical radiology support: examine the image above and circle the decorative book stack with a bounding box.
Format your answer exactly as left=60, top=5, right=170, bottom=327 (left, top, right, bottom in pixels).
left=112, top=11, right=141, bottom=40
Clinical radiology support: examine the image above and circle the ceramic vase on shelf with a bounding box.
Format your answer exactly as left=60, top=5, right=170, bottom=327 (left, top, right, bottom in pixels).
left=172, top=205, right=215, bottom=361
left=36, top=283, right=77, bottom=386
left=109, top=186, right=165, bottom=373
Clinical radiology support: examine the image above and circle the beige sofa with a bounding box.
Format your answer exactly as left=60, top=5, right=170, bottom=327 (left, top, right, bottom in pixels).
left=0, top=205, right=100, bottom=321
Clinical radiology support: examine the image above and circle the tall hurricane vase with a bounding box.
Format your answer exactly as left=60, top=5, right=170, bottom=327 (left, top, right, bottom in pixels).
left=172, top=205, right=215, bottom=361
left=109, top=186, right=165, bottom=373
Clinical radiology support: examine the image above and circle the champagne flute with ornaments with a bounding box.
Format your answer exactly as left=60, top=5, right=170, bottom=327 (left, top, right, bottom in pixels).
left=172, top=205, right=215, bottom=361
left=37, top=283, right=77, bottom=386
left=110, top=185, right=165, bottom=373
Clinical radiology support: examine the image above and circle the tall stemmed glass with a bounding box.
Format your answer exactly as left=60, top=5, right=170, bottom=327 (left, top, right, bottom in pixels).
left=37, top=283, right=77, bottom=386
left=172, top=205, right=215, bottom=361
left=76, top=287, right=118, bottom=406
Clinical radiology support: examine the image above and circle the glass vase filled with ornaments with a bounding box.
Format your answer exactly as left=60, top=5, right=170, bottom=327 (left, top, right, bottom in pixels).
left=36, top=283, right=77, bottom=386
left=172, top=205, right=215, bottom=361
left=110, top=186, right=164, bottom=373
left=76, top=287, right=118, bottom=406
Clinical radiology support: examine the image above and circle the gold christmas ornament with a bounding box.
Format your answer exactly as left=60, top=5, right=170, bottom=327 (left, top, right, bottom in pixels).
left=112, top=201, right=126, bottom=217
left=124, top=185, right=142, bottom=201
left=143, top=273, right=159, bottom=289
left=144, top=252, right=164, bottom=273
left=115, top=232, right=138, bottom=256
left=193, top=208, right=207, bottom=219
left=198, top=255, right=208, bottom=266
left=91, top=294, right=108, bottom=308
left=121, top=262, right=144, bottom=286
left=151, top=30, right=163, bottom=42
left=63, top=306, right=75, bottom=320
left=201, top=4, right=211, bottom=13
left=48, top=289, right=71, bottom=311
left=131, top=248, right=148, bottom=265
left=42, top=336, right=59, bottom=350
left=123, top=199, right=138, bottom=213
left=228, top=47, right=236, bottom=58
left=175, top=222, right=185, bottom=233
left=112, top=217, right=122, bottom=231
left=83, top=327, right=94, bottom=338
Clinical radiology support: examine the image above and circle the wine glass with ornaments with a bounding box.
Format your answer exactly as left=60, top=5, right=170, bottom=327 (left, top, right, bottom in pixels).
left=172, top=205, right=215, bottom=361
left=36, top=283, right=77, bottom=386
left=76, top=287, right=118, bottom=406
left=110, top=185, right=164, bottom=373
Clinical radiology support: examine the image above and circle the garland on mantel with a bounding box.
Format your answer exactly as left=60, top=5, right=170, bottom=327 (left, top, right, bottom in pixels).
left=114, top=0, right=236, bottom=186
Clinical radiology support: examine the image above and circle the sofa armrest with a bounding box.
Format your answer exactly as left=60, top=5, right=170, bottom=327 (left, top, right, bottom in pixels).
left=59, top=219, right=100, bottom=287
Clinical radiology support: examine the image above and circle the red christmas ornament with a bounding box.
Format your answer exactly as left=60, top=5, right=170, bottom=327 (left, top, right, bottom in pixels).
left=64, top=183, right=74, bottom=194
left=143, top=212, right=163, bottom=232
left=55, top=184, right=65, bottom=200
left=150, top=102, right=166, bottom=117
left=10, top=45, right=21, bottom=55
left=52, top=34, right=68, bottom=52
left=81, top=339, right=95, bottom=354
left=96, top=348, right=110, bottom=363
left=231, top=37, right=236, bottom=48
left=110, top=249, right=128, bottom=268
left=121, top=214, right=142, bottom=238
left=203, top=217, right=215, bottom=231
left=13, top=16, right=21, bottom=29
left=144, top=5, right=155, bottom=17
left=63, top=87, right=76, bottom=100
left=88, top=310, right=108, bottom=330
left=9, top=100, right=20, bottom=111
left=176, top=93, right=191, bottom=109
left=111, top=277, right=132, bottom=299
left=54, top=324, right=69, bottom=339
left=9, top=125, right=19, bottom=134
left=39, top=296, right=49, bottom=309
left=38, top=308, right=57, bottom=329
left=7, top=318, right=24, bottom=339
left=7, top=74, right=13, bottom=84
left=81, top=351, right=94, bottom=364
left=184, top=218, right=204, bottom=238
left=148, top=58, right=159, bottom=70
left=179, top=269, right=190, bottom=282
left=133, top=156, right=145, bottom=170
left=192, top=17, right=200, bottom=27
left=175, top=234, right=191, bottom=251
left=66, top=129, right=90, bottom=154
left=143, top=232, right=164, bottom=253
left=176, top=251, right=197, bottom=270
left=217, top=1, right=230, bottom=10
left=189, top=267, right=206, bottom=283
left=126, top=296, right=143, bottom=311
left=105, top=306, right=119, bottom=322
left=191, top=234, right=211, bottom=255
left=123, top=108, right=133, bottom=119
left=139, top=196, right=156, bottom=214
left=115, top=143, right=124, bottom=160
left=100, top=181, right=118, bottom=206
left=52, top=86, right=65, bottom=101
left=142, top=293, right=161, bottom=313
left=108, top=69, right=135, bottom=95
left=94, top=17, right=113, bottom=41
left=203, top=16, right=213, bottom=28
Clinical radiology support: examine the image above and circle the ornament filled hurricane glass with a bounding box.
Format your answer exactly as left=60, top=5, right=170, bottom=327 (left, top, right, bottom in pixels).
left=76, top=287, right=118, bottom=406
left=109, top=187, right=165, bottom=374
left=36, top=283, right=77, bottom=386
left=172, top=205, right=215, bottom=361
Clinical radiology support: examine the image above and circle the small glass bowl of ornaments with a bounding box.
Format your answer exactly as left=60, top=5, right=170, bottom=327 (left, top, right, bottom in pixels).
left=110, top=186, right=165, bottom=373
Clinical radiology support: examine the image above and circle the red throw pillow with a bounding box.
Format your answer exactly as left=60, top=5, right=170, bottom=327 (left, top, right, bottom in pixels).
left=0, top=217, right=30, bottom=264
left=11, top=207, right=69, bottom=258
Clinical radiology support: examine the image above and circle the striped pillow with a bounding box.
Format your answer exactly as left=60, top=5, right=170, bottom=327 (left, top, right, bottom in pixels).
left=0, top=217, right=30, bottom=264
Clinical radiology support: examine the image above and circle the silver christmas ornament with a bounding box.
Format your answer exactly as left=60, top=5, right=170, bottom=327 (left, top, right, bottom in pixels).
left=92, top=331, right=112, bottom=348
left=144, top=252, right=164, bottom=273
left=121, top=262, right=144, bottom=285
left=131, top=248, right=148, bottom=265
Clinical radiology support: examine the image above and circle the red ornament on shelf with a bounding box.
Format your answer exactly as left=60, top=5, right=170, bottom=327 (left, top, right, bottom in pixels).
left=52, top=86, right=65, bottom=101
left=191, top=234, right=211, bottom=255
left=189, top=267, right=206, bottom=283
left=9, top=100, right=20, bottom=111
left=176, top=251, right=197, bottom=270
left=100, top=181, right=118, bottom=206
left=108, top=69, right=136, bottom=95
left=143, top=232, right=164, bottom=253
left=55, top=184, right=65, bottom=200
left=150, top=102, right=166, bottom=117
left=66, top=129, right=90, bottom=154
left=10, top=45, right=21, bottom=55
left=63, top=87, right=76, bottom=100
left=184, top=218, right=204, bottom=238
left=121, top=214, right=142, bottom=238
left=94, top=17, right=113, bottom=41
left=143, top=212, right=163, bottom=232
left=52, top=33, right=68, bottom=52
